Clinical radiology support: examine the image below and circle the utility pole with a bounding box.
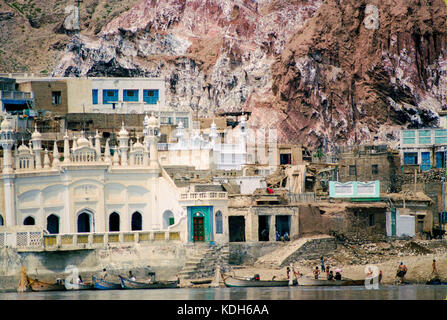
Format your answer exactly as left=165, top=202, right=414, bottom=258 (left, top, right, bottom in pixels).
left=75, top=0, right=83, bottom=78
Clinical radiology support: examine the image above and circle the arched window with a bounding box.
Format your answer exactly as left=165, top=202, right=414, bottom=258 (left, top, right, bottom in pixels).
left=131, top=212, right=142, bottom=231
left=162, top=210, right=174, bottom=229
left=0, top=215, right=3, bottom=226
left=24, top=216, right=35, bottom=225
left=215, top=211, right=223, bottom=234
left=47, top=214, right=59, bottom=234
left=109, top=212, right=120, bottom=232
left=77, top=212, right=91, bottom=233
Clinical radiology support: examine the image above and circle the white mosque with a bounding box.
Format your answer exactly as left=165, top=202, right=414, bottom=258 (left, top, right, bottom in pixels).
left=0, top=113, right=230, bottom=244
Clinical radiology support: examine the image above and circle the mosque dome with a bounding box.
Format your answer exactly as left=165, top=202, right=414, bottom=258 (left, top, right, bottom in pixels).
left=31, top=125, right=41, bottom=139
left=1, top=117, right=13, bottom=131
left=148, top=114, right=159, bottom=127
left=119, top=124, right=129, bottom=137
left=77, top=132, right=90, bottom=148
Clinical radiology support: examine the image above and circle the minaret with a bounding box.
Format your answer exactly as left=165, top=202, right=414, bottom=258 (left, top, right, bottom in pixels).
left=146, top=113, right=160, bottom=167
left=104, top=138, right=111, bottom=164
left=209, top=120, right=218, bottom=146
left=31, top=124, right=42, bottom=169
left=118, top=122, right=129, bottom=166
left=0, top=116, right=15, bottom=174
left=43, top=149, right=50, bottom=169
left=176, top=120, right=185, bottom=148
left=95, top=130, right=101, bottom=161
left=63, top=131, right=70, bottom=163
left=52, top=140, right=60, bottom=167
left=112, top=147, right=120, bottom=166
left=0, top=115, right=16, bottom=226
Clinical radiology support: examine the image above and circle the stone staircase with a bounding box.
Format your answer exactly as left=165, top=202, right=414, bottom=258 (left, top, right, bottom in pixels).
left=254, top=235, right=335, bottom=268
left=178, top=243, right=230, bottom=279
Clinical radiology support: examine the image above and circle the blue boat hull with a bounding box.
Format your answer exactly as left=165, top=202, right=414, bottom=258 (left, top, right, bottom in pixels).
left=92, top=276, right=121, bottom=290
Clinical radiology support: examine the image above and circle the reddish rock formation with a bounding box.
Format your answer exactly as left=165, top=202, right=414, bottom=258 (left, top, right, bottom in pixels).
left=2, top=0, right=446, bottom=148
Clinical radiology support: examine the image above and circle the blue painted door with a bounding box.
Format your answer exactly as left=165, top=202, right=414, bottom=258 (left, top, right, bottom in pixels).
left=421, top=152, right=431, bottom=171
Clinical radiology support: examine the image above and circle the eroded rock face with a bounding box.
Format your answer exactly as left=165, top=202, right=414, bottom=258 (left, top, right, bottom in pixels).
left=51, top=0, right=447, bottom=148
left=272, top=0, right=447, bottom=147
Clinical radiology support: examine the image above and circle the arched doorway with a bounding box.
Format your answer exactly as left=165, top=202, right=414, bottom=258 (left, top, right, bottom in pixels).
left=47, top=214, right=59, bottom=234
left=77, top=211, right=92, bottom=233
left=109, top=212, right=120, bottom=232
left=131, top=212, right=142, bottom=231
left=162, top=210, right=174, bottom=229
left=0, top=215, right=3, bottom=226
left=24, top=216, right=35, bottom=225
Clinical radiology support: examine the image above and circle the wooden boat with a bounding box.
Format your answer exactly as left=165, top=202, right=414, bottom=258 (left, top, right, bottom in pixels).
left=119, top=275, right=179, bottom=289
left=92, top=276, right=121, bottom=290
left=17, top=267, right=66, bottom=292
left=191, top=279, right=213, bottom=285
left=426, top=278, right=447, bottom=285
left=29, top=278, right=66, bottom=292
left=65, top=281, right=94, bottom=291
left=297, top=277, right=365, bottom=286
left=223, top=275, right=297, bottom=287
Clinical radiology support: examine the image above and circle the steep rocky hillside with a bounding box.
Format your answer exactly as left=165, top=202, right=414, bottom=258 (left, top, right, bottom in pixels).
left=1, top=0, right=446, bottom=148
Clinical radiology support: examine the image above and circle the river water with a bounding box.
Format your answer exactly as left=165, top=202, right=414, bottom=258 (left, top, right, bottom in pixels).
left=1, top=285, right=447, bottom=300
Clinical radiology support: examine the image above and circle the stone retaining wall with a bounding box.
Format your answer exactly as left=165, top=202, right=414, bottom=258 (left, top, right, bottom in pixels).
left=0, top=242, right=186, bottom=292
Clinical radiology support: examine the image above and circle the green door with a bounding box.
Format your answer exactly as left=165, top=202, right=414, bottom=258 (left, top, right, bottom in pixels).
left=193, top=217, right=205, bottom=241
left=188, top=206, right=213, bottom=243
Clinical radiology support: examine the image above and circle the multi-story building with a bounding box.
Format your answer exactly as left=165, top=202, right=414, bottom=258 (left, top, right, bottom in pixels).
left=0, top=77, right=34, bottom=113
left=336, top=144, right=401, bottom=193
left=400, top=127, right=447, bottom=170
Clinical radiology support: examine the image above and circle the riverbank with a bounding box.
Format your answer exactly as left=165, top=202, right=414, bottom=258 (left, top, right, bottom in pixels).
left=227, top=239, right=447, bottom=285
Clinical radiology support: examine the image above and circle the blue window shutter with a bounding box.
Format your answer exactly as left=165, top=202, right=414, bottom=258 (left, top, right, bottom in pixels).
left=92, top=89, right=98, bottom=105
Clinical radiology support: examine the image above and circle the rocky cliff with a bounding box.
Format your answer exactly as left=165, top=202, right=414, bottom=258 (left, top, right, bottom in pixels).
left=1, top=0, right=446, bottom=148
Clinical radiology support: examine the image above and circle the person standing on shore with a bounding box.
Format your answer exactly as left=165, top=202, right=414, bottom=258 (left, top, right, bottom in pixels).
left=320, top=256, right=325, bottom=273
left=313, top=266, right=320, bottom=279
left=326, top=266, right=330, bottom=280
left=396, top=262, right=407, bottom=284
left=432, top=259, right=438, bottom=275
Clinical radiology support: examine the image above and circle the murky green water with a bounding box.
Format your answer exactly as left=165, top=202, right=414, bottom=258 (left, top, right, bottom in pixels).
left=1, top=285, right=447, bottom=300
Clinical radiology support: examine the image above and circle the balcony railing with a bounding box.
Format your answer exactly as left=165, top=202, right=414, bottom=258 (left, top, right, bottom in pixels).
left=0, top=90, right=33, bottom=100
left=0, top=230, right=182, bottom=251
left=180, top=192, right=228, bottom=201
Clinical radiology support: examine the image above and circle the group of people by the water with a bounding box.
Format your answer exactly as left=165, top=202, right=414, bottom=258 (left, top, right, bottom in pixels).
left=312, top=256, right=342, bottom=281
left=100, top=268, right=136, bottom=281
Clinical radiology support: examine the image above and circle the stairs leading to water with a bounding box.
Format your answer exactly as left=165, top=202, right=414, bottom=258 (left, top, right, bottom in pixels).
left=254, top=235, right=335, bottom=268
left=178, top=243, right=230, bottom=279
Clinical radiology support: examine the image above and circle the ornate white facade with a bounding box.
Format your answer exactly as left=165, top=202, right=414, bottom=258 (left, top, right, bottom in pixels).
left=0, top=114, right=213, bottom=240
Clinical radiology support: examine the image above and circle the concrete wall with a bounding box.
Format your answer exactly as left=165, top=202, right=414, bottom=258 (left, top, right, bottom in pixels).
left=66, top=79, right=93, bottom=113
left=26, top=81, right=68, bottom=115
left=0, top=242, right=186, bottom=291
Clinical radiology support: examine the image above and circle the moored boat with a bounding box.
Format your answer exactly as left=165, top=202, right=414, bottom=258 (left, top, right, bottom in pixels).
left=29, top=278, right=66, bottom=292
left=223, top=275, right=297, bottom=288
left=65, top=281, right=94, bottom=290
left=17, top=267, right=66, bottom=292
left=92, top=276, right=121, bottom=290
left=297, top=277, right=364, bottom=286
left=119, top=275, right=179, bottom=289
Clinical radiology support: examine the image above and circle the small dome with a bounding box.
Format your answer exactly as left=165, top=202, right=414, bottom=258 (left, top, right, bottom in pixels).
left=31, top=125, right=41, bottom=139
left=77, top=132, right=89, bottom=148
left=133, top=141, right=144, bottom=149
left=148, top=114, right=159, bottom=127
left=119, top=123, right=129, bottom=137
left=18, top=144, right=29, bottom=152
left=1, top=117, right=13, bottom=131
